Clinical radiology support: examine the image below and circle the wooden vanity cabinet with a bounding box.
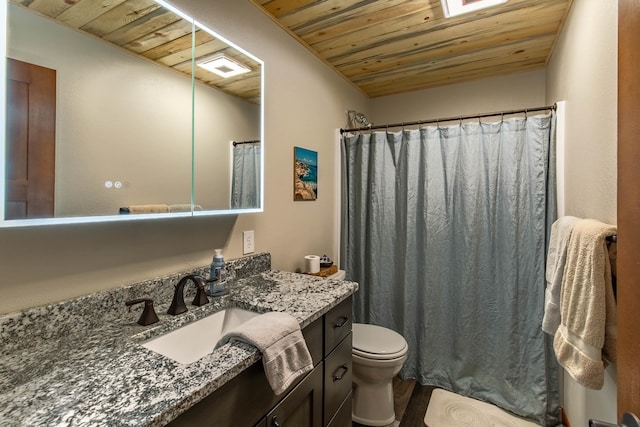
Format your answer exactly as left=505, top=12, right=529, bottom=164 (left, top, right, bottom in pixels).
left=167, top=296, right=352, bottom=427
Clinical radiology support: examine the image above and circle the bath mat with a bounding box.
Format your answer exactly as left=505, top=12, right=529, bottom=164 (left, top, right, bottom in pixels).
left=424, top=389, right=539, bottom=427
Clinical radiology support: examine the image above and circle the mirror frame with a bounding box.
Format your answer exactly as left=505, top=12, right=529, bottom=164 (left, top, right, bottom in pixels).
left=0, top=0, right=264, bottom=227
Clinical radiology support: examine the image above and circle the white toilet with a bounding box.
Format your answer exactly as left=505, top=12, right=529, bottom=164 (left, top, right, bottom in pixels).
left=328, top=270, right=409, bottom=426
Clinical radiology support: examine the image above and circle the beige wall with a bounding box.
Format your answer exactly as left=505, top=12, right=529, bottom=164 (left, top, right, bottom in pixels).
left=370, top=69, right=546, bottom=123
left=546, top=0, right=618, bottom=425
left=0, top=0, right=368, bottom=314
left=546, top=0, right=618, bottom=225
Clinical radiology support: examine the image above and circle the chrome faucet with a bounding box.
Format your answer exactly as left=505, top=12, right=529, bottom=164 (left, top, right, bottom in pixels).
left=167, top=274, right=209, bottom=315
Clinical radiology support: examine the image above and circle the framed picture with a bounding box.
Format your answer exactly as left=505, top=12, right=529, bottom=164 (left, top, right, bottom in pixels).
left=294, top=147, right=317, bottom=201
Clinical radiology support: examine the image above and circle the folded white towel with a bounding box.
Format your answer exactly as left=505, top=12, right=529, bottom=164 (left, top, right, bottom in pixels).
left=216, top=312, right=313, bottom=395
left=127, top=204, right=169, bottom=214
left=168, top=204, right=204, bottom=212
left=542, top=216, right=580, bottom=335
left=553, top=219, right=617, bottom=389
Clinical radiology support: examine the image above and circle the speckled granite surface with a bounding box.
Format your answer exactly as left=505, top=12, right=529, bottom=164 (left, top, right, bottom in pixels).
left=0, top=253, right=357, bottom=427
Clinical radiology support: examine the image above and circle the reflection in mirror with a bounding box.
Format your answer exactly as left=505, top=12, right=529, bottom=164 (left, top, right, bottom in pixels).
left=2, top=0, right=262, bottom=226
left=191, top=21, right=261, bottom=213
left=230, top=140, right=261, bottom=209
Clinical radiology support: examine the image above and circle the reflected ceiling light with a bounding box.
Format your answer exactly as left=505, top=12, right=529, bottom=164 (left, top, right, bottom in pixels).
left=196, top=54, right=250, bottom=78
left=441, top=0, right=508, bottom=18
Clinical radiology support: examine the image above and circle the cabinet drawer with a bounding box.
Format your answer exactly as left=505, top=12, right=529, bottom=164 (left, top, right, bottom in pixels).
left=323, top=333, right=352, bottom=426
left=326, top=392, right=352, bottom=427
left=323, top=296, right=352, bottom=357
left=266, top=363, right=323, bottom=427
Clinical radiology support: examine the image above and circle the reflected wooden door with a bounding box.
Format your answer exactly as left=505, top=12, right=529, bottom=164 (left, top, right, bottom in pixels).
left=6, top=58, right=56, bottom=219
left=617, top=0, right=640, bottom=421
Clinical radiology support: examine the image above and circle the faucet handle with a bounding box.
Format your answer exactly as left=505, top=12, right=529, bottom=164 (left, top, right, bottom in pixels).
left=191, top=275, right=210, bottom=307
left=125, top=298, right=160, bottom=326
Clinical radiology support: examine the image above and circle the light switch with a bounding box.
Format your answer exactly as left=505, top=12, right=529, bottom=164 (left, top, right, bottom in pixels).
left=243, top=230, right=255, bottom=255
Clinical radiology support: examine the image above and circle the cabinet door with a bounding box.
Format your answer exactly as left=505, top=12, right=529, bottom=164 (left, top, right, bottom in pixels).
left=266, top=363, right=323, bottom=427
left=327, top=393, right=353, bottom=427
left=323, top=334, right=353, bottom=426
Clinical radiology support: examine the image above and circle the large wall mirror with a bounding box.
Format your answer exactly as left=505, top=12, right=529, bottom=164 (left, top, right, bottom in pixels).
left=1, top=0, right=263, bottom=227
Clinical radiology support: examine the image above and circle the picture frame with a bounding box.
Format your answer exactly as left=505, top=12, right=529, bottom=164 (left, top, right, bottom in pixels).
left=293, top=147, right=317, bottom=201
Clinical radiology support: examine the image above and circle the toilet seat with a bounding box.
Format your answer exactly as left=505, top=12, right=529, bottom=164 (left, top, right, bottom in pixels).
left=352, top=323, right=408, bottom=360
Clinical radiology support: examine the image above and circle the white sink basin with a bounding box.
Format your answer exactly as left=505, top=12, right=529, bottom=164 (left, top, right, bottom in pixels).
left=142, top=307, right=260, bottom=364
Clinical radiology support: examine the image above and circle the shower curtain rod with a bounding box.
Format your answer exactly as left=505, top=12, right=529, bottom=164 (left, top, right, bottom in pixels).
left=340, top=103, right=557, bottom=134
left=232, top=139, right=260, bottom=146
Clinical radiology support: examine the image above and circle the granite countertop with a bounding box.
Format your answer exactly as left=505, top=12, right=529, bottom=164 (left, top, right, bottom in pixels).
left=0, top=264, right=358, bottom=427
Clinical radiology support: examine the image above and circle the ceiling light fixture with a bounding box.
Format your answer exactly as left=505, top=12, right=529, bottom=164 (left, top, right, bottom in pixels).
left=441, top=0, right=508, bottom=18
left=196, top=54, right=251, bottom=78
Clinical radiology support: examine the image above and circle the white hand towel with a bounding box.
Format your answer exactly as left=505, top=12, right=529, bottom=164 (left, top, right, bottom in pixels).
left=216, top=312, right=313, bottom=395
left=542, top=216, right=580, bottom=335
left=553, top=219, right=617, bottom=389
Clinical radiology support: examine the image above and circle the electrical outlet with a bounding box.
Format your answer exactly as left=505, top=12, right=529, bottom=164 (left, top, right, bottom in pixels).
left=243, top=230, right=255, bottom=255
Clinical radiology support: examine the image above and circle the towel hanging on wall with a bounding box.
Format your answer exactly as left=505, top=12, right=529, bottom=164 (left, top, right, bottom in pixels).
left=553, top=218, right=617, bottom=390
left=542, top=216, right=580, bottom=335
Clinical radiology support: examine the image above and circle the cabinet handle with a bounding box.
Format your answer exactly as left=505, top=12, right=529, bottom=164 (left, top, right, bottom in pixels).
left=271, top=416, right=280, bottom=427
left=333, top=364, right=349, bottom=381
left=333, top=316, right=349, bottom=328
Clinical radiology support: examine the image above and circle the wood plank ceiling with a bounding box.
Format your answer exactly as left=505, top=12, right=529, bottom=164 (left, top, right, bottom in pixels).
left=251, top=0, right=573, bottom=98
left=10, top=0, right=261, bottom=104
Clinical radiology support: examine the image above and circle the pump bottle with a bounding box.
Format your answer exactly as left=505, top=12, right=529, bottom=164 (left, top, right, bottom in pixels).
left=208, top=249, right=227, bottom=295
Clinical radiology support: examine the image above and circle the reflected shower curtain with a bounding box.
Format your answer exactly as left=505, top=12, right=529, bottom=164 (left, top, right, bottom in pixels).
left=231, top=143, right=261, bottom=209
left=341, top=113, right=559, bottom=426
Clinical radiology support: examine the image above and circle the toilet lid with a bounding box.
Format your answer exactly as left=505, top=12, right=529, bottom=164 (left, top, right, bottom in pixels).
left=352, top=323, right=408, bottom=358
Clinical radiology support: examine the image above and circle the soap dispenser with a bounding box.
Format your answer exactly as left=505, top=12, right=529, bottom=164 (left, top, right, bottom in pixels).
left=208, top=249, right=227, bottom=296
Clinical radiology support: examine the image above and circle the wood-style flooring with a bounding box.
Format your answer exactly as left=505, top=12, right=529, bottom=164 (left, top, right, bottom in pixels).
left=353, top=377, right=437, bottom=427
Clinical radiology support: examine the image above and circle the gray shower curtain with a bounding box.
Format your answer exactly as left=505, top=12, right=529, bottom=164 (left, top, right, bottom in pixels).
left=341, top=113, right=559, bottom=426
left=231, top=143, right=261, bottom=209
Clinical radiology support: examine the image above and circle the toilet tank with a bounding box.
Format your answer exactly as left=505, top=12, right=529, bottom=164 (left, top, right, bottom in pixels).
left=328, top=270, right=346, bottom=280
